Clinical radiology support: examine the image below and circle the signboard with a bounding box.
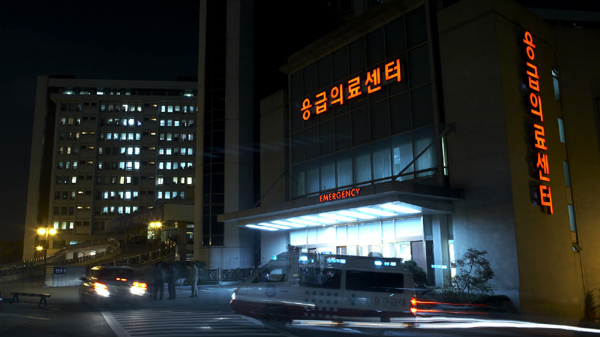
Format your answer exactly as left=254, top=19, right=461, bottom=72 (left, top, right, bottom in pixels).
left=300, top=59, right=402, bottom=121
left=319, top=188, right=361, bottom=203
left=523, top=31, right=553, bottom=214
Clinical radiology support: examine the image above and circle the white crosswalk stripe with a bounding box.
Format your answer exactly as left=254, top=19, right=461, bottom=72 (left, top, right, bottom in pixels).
left=102, top=309, right=296, bottom=337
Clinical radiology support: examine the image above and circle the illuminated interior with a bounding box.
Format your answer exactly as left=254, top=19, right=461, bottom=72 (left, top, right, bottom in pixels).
left=244, top=201, right=421, bottom=231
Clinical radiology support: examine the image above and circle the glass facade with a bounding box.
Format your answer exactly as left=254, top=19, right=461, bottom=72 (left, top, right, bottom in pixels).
left=289, top=6, right=439, bottom=198
left=289, top=216, right=423, bottom=261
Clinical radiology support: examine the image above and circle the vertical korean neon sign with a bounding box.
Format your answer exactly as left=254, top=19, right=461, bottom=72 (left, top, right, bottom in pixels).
left=524, top=31, right=553, bottom=214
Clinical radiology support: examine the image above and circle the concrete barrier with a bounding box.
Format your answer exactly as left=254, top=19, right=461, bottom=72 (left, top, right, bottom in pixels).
left=45, top=266, right=86, bottom=287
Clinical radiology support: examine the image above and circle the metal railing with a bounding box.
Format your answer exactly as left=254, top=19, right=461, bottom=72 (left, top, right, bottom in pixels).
left=99, top=243, right=177, bottom=268
left=0, top=239, right=122, bottom=277
left=207, top=267, right=256, bottom=284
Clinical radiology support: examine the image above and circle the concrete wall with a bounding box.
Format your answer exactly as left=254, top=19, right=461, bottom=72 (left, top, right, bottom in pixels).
left=260, top=231, right=289, bottom=268
left=438, top=0, right=585, bottom=321
left=259, top=90, right=288, bottom=207
left=555, top=27, right=600, bottom=292
left=46, top=266, right=86, bottom=287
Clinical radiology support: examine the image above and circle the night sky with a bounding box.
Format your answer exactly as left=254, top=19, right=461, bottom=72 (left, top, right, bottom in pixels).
left=0, top=0, right=335, bottom=244
left=0, top=1, right=200, bottom=242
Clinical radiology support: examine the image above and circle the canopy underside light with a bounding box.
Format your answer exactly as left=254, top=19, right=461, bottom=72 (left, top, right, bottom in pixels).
left=243, top=201, right=421, bottom=231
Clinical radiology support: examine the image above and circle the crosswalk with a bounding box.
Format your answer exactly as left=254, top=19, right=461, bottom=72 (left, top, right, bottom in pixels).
left=102, top=309, right=296, bottom=337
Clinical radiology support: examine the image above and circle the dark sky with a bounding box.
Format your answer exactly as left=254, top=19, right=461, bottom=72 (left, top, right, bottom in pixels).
left=0, top=1, right=200, bottom=242
left=0, top=0, right=336, bottom=244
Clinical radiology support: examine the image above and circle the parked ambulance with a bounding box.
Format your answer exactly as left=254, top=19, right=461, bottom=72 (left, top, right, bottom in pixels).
left=230, top=247, right=416, bottom=322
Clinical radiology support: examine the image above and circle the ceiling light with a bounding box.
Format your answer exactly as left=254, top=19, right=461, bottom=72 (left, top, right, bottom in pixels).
left=380, top=203, right=420, bottom=213
left=357, top=207, right=396, bottom=217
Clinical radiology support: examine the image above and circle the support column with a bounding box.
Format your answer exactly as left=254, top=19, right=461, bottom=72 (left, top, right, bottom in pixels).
left=431, top=215, right=451, bottom=287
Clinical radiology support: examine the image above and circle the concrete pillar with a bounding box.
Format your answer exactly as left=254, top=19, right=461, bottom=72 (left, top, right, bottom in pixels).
left=431, top=215, right=451, bottom=287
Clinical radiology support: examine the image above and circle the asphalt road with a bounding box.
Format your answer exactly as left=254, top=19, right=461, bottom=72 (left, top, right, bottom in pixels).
left=1, top=282, right=600, bottom=337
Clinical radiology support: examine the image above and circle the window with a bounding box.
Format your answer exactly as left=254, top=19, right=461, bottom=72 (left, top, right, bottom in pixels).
left=300, top=268, right=342, bottom=289
left=552, top=68, right=561, bottom=101
left=558, top=118, right=565, bottom=143
left=346, top=270, right=404, bottom=293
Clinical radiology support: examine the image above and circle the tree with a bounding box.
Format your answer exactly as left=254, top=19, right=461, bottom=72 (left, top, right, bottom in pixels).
left=403, top=260, right=428, bottom=288
left=451, top=248, right=494, bottom=298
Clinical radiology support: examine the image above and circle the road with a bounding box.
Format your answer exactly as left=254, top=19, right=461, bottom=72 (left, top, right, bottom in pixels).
left=1, top=283, right=600, bottom=337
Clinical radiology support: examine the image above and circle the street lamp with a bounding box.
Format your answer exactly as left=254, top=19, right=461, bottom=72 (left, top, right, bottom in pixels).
left=37, top=227, right=57, bottom=286
left=149, top=222, right=162, bottom=248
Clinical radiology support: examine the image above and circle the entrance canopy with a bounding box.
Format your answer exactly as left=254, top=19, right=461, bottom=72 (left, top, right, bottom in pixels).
left=219, top=180, right=463, bottom=231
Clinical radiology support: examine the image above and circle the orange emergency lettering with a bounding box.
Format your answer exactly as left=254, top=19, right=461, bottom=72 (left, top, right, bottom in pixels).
left=315, top=92, right=327, bottom=114
left=365, top=68, right=382, bottom=93
left=385, top=59, right=401, bottom=82
left=539, top=185, right=553, bottom=214
left=330, top=84, right=344, bottom=106
left=530, top=93, right=543, bottom=121
left=301, top=98, right=312, bottom=121
left=536, top=153, right=550, bottom=182
left=523, top=31, right=535, bottom=61
left=348, top=76, right=362, bottom=99
left=533, top=124, right=547, bottom=151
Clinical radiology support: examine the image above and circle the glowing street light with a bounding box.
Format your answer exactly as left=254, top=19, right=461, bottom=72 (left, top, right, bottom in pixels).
left=149, top=222, right=162, bottom=248
left=38, top=227, right=57, bottom=286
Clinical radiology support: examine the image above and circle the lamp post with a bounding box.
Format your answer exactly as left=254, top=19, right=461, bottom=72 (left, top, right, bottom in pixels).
left=37, top=227, right=57, bottom=286
left=150, top=222, right=162, bottom=248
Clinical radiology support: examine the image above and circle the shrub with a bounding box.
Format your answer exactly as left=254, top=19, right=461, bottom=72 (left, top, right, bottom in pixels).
left=403, top=260, right=428, bottom=288
left=448, top=248, right=495, bottom=299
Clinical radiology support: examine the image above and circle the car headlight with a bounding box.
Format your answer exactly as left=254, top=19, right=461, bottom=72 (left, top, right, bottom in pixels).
left=130, top=281, right=147, bottom=296
left=94, top=282, right=110, bottom=297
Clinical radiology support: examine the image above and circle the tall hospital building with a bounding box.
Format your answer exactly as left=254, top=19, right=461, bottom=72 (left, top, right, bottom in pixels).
left=24, top=0, right=600, bottom=321
left=24, top=78, right=198, bottom=260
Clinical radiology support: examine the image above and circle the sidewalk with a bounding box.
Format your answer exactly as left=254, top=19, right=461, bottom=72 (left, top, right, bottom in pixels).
left=0, top=279, right=236, bottom=312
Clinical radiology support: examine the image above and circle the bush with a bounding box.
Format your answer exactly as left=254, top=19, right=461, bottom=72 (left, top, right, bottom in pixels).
left=403, top=260, right=428, bottom=288
left=447, top=248, right=495, bottom=299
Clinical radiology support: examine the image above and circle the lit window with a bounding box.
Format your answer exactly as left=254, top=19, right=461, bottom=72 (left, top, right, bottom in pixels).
left=168, top=106, right=173, bottom=113
left=558, top=118, right=565, bottom=143
left=165, top=191, right=171, bottom=199
left=157, top=177, right=164, bottom=185
left=72, top=176, right=77, bottom=184
left=128, top=133, right=134, bottom=141
left=181, top=148, right=187, bottom=155
left=187, top=177, right=193, bottom=185
left=552, top=68, right=561, bottom=101
left=166, top=162, right=172, bottom=170
left=166, top=148, right=172, bottom=156
left=160, top=120, right=166, bottom=126
left=188, top=148, right=194, bottom=155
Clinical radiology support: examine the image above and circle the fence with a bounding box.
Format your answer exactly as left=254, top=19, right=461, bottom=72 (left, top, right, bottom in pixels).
left=207, top=267, right=256, bottom=284
left=0, top=239, right=121, bottom=278
left=100, top=243, right=177, bottom=268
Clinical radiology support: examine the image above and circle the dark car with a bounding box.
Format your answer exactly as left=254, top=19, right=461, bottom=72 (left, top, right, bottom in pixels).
left=79, top=266, right=148, bottom=307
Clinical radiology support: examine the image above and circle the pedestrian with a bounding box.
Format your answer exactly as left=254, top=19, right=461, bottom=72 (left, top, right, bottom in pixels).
left=152, top=263, right=165, bottom=300
left=189, top=262, right=199, bottom=298
left=167, top=263, right=177, bottom=300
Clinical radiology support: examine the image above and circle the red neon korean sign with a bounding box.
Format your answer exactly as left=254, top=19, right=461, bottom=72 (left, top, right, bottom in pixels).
left=524, top=31, right=553, bottom=214
left=319, top=188, right=361, bottom=203
left=301, top=59, right=402, bottom=120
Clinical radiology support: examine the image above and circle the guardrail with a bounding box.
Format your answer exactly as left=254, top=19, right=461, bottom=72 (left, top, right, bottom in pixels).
left=0, top=239, right=121, bottom=278
left=208, top=268, right=256, bottom=284
left=0, top=238, right=120, bottom=270
left=100, top=243, right=177, bottom=268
